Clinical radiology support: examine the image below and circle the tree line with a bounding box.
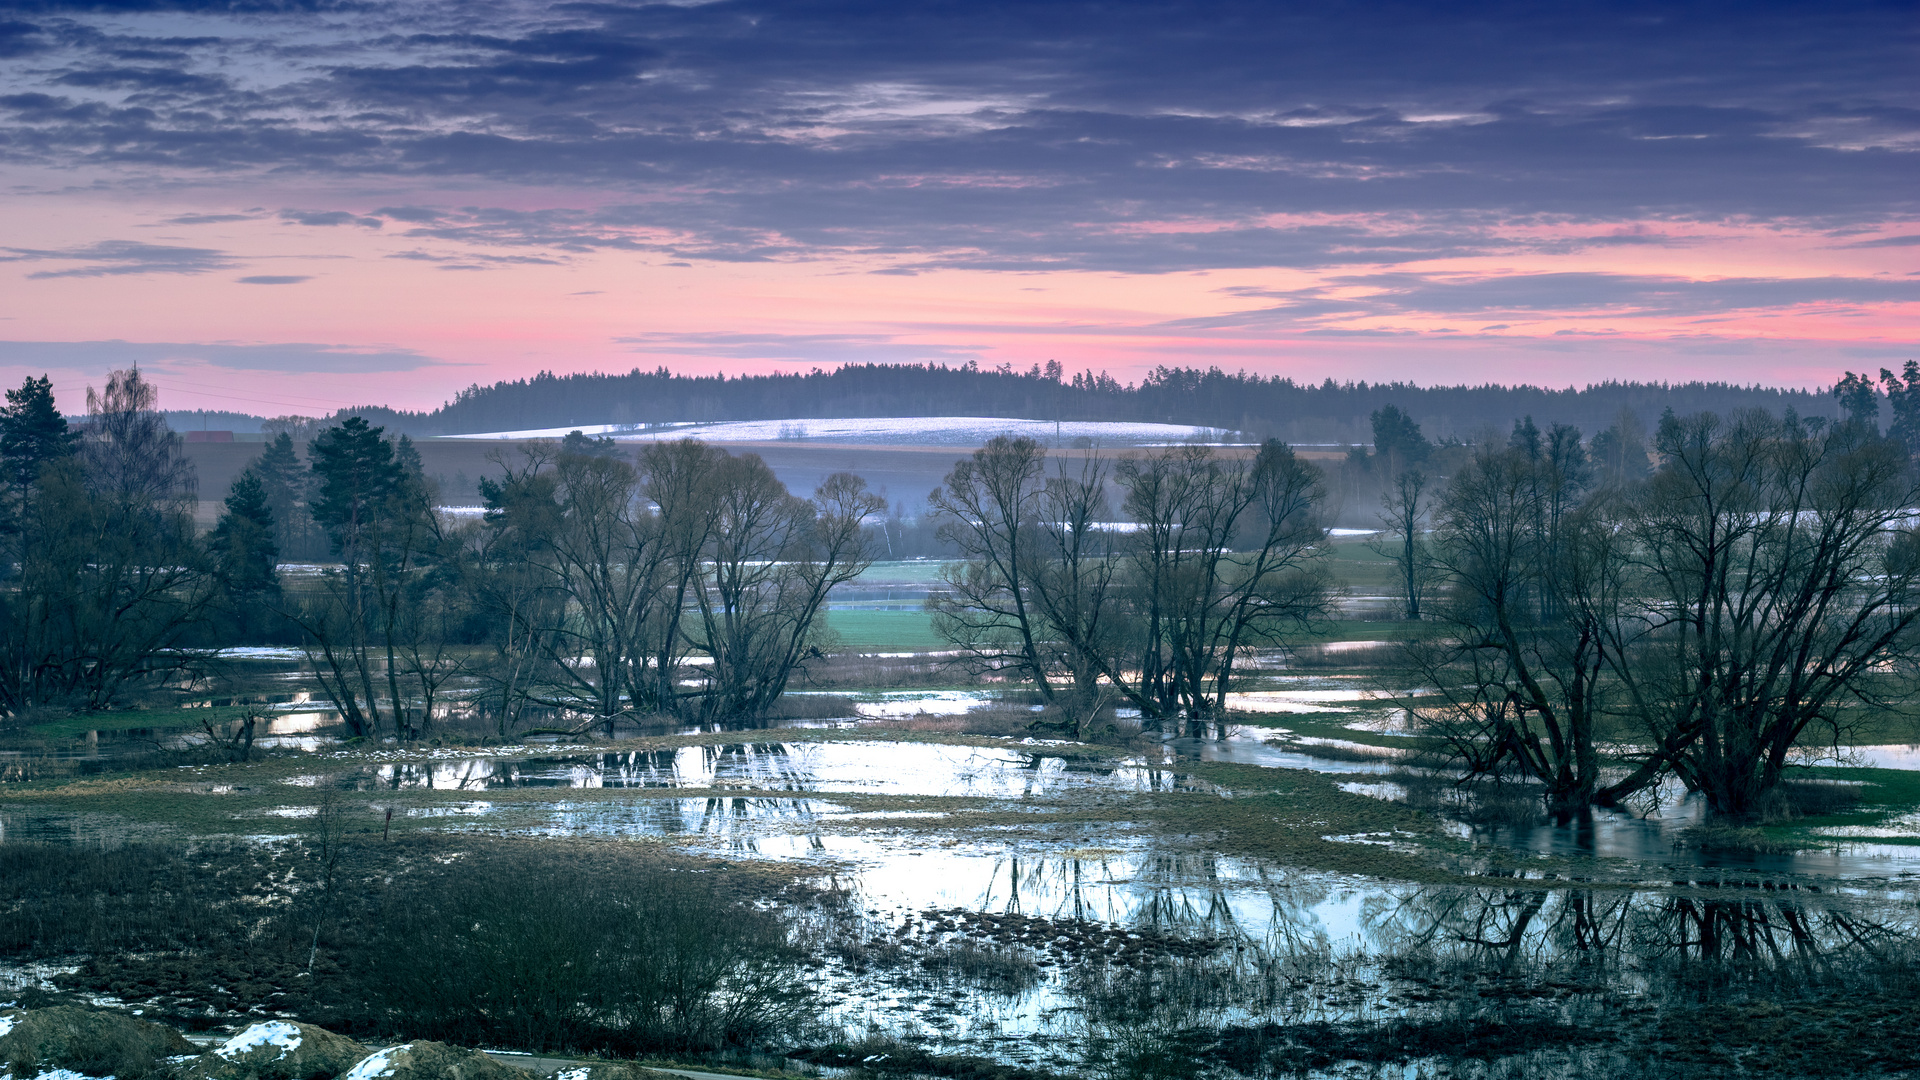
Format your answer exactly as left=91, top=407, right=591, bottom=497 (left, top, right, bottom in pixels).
left=9, top=362, right=1915, bottom=823
left=0, top=369, right=881, bottom=736
left=279, top=363, right=1839, bottom=446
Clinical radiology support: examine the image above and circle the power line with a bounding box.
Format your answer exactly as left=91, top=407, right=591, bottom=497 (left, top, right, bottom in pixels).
left=44, top=378, right=369, bottom=415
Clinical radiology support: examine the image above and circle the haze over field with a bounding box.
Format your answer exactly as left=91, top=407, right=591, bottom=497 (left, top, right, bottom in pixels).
left=0, top=0, right=1913, bottom=415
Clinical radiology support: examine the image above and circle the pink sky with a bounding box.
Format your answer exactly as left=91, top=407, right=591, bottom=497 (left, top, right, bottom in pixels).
left=4, top=198, right=1913, bottom=417
left=0, top=2, right=1913, bottom=416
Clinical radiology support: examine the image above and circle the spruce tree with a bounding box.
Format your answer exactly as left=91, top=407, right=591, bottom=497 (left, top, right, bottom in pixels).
left=253, top=432, right=311, bottom=559
left=0, top=375, right=76, bottom=486
left=309, top=417, right=401, bottom=553
left=210, top=470, right=280, bottom=599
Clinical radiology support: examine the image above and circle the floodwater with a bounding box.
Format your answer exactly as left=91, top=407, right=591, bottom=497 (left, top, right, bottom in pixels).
left=802, top=836, right=1920, bottom=1063
left=341, top=741, right=1216, bottom=797
left=10, top=676, right=1920, bottom=1076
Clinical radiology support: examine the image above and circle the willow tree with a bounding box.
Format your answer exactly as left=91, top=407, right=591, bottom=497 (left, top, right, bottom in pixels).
left=1109, top=440, right=1331, bottom=735
left=1399, top=436, right=1627, bottom=811
left=927, top=438, right=1331, bottom=737
left=1610, top=410, right=1920, bottom=817
left=687, top=460, right=884, bottom=721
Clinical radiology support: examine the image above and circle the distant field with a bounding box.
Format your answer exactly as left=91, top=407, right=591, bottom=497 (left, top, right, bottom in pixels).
left=450, top=416, right=1242, bottom=446
left=823, top=609, right=946, bottom=652
left=846, top=559, right=948, bottom=585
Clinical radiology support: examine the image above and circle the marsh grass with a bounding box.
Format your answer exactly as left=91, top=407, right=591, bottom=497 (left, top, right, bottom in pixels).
left=1, top=836, right=819, bottom=1055
left=918, top=941, right=1043, bottom=995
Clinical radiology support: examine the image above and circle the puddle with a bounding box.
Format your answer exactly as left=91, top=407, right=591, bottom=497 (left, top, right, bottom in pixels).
left=1219, top=688, right=1394, bottom=714
left=510, top=796, right=846, bottom=845
left=341, top=741, right=1217, bottom=798
left=1824, top=744, right=1920, bottom=769
left=1165, top=728, right=1396, bottom=775
left=843, top=691, right=1005, bottom=719
left=1466, top=795, right=1920, bottom=876
left=794, top=838, right=1920, bottom=1059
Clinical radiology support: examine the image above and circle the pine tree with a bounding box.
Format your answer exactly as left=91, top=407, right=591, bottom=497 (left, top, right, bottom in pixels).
left=395, top=433, right=425, bottom=479
left=210, top=471, right=280, bottom=599
left=0, top=375, right=76, bottom=486
left=309, top=417, right=401, bottom=552
left=1880, top=361, right=1920, bottom=459
left=1368, top=405, right=1432, bottom=473
left=253, top=433, right=311, bottom=559
left=1833, top=371, right=1880, bottom=431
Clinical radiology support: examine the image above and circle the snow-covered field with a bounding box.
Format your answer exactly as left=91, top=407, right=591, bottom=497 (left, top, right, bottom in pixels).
left=447, top=416, right=1241, bottom=447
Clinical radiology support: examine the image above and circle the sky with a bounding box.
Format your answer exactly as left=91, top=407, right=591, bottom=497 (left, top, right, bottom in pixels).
left=0, top=0, right=1914, bottom=416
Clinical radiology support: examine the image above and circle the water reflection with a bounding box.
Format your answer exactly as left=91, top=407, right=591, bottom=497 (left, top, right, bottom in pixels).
left=524, top=796, right=839, bottom=851
left=1471, top=796, right=1920, bottom=877
left=338, top=741, right=1215, bottom=797
left=814, top=840, right=1920, bottom=1059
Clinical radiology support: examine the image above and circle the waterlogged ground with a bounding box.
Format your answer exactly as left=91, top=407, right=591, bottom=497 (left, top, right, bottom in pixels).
left=7, top=678, right=1920, bottom=1076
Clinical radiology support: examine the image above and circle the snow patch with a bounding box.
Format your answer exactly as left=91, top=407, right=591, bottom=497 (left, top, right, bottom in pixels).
left=33, top=1071, right=110, bottom=1080
left=554, top=1070, right=590, bottom=1080
left=211, top=647, right=307, bottom=661
left=0, top=1014, right=15, bottom=1037
left=450, top=416, right=1241, bottom=447
left=215, top=1021, right=303, bottom=1059
left=342, top=1046, right=408, bottom=1080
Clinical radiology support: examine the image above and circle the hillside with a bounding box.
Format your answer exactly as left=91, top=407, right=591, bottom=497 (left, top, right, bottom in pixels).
left=285, top=365, right=1843, bottom=445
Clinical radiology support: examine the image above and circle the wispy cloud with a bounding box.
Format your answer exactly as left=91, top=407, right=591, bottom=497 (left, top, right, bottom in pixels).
left=0, top=339, right=440, bottom=375
left=0, top=240, right=237, bottom=278
left=618, top=331, right=982, bottom=365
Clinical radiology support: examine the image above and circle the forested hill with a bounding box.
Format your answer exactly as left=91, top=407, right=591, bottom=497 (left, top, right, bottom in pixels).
left=327, top=364, right=1843, bottom=443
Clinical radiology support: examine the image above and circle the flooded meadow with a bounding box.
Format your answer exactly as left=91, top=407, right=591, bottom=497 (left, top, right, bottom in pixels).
left=5, top=663, right=1920, bottom=1078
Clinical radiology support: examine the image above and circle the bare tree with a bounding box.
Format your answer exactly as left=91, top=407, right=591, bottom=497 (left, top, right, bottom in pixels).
left=1607, top=410, right=1920, bottom=817
left=477, top=438, right=877, bottom=728
left=926, top=437, right=1060, bottom=700
left=1402, top=442, right=1626, bottom=810
left=640, top=439, right=729, bottom=716
left=1020, top=454, right=1128, bottom=736
left=1367, top=468, right=1435, bottom=620
left=1410, top=408, right=1920, bottom=818
left=688, top=462, right=883, bottom=720
left=471, top=443, right=570, bottom=733
left=928, top=438, right=1331, bottom=737
left=82, top=367, right=196, bottom=510
left=1110, top=441, right=1332, bottom=735
left=477, top=440, right=678, bottom=731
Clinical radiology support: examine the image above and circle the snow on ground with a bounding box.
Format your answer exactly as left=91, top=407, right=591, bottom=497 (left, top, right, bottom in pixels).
left=342, top=1046, right=407, bottom=1080
left=210, top=647, right=308, bottom=661
left=216, top=1022, right=302, bottom=1059
left=446, top=416, right=1242, bottom=447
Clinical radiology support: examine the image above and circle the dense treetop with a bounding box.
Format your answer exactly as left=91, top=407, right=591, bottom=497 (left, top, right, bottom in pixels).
left=287, top=364, right=1843, bottom=445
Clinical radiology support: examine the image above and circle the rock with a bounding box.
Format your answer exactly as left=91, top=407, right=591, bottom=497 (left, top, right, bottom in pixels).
left=0, top=1006, right=197, bottom=1080
left=339, top=1043, right=533, bottom=1080
left=177, top=1022, right=368, bottom=1080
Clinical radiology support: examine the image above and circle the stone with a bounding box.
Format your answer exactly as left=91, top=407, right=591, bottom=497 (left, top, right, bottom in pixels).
left=339, top=1043, right=533, bottom=1080
left=0, top=1006, right=196, bottom=1080
left=176, top=1022, right=368, bottom=1080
